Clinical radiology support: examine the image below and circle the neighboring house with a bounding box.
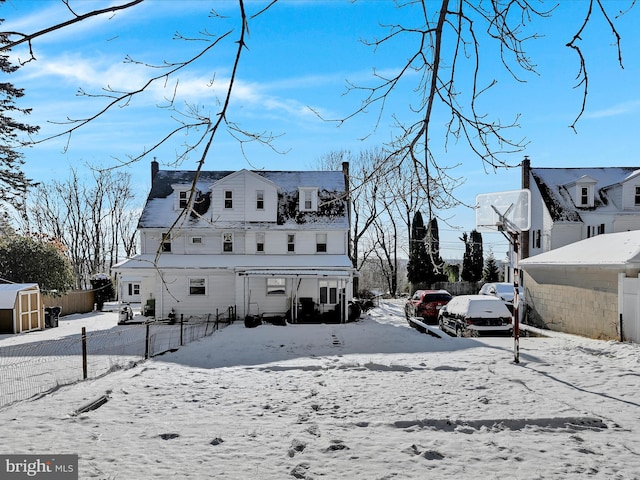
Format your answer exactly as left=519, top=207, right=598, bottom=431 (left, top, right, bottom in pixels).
left=0, top=283, right=43, bottom=334
left=520, top=230, right=640, bottom=343
left=117, top=276, right=141, bottom=304
left=112, top=161, right=356, bottom=322
left=521, top=157, right=640, bottom=259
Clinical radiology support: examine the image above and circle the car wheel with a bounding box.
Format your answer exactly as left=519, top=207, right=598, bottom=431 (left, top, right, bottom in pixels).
left=456, top=325, right=463, bottom=337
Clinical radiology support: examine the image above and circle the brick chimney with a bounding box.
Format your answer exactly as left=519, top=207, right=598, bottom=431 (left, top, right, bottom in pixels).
left=521, top=155, right=530, bottom=259
left=151, top=157, right=159, bottom=185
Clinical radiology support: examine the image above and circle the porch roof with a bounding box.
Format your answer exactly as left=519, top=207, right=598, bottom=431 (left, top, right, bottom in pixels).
left=112, top=254, right=355, bottom=272
left=238, top=269, right=354, bottom=278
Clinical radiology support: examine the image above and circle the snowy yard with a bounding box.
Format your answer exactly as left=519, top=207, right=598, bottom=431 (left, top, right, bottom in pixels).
left=0, top=300, right=638, bottom=479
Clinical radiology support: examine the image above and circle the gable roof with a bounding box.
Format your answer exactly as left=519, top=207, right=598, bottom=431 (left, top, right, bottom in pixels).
left=531, top=167, right=640, bottom=222
left=520, top=230, right=640, bottom=267
left=138, top=168, right=348, bottom=229
left=210, top=168, right=278, bottom=189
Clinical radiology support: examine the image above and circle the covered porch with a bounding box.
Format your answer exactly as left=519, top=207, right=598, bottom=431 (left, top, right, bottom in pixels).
left=238, top=268, right=357, bottom=324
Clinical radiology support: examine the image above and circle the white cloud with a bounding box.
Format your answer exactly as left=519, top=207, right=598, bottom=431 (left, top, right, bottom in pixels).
left=585, top=100, right=640, bottom=119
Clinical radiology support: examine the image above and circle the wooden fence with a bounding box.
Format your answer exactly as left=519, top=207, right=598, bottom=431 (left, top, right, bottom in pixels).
left=43, top=290, right=94, bottom=316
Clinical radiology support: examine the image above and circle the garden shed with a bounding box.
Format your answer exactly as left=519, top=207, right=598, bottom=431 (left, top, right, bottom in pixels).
left=0, top=283, right=44, bottom=334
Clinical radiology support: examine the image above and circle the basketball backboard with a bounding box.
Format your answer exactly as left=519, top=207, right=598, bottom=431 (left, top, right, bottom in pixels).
left=476, top=189, right=531, bottom=232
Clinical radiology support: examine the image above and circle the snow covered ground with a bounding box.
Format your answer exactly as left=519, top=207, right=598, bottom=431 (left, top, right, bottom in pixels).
left=0, top=300, right=639, bottom=479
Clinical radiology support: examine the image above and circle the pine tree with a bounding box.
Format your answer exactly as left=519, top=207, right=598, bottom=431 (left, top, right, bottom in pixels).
left=470, top=230, right=483, bottom=280
left=426, top=217, right=448, bottom=283
left=0, top=12, right=39, bottom=213
left=483, top=251, right=500, bottom=282
left=460, top=229, right=483, bottom=282
left=407, top=211, right=429, bottom=286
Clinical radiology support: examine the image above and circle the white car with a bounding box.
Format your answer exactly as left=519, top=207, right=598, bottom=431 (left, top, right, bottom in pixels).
left=478, top=282, right=524, bottom=316
left=438, top=295, right=513, bottom=337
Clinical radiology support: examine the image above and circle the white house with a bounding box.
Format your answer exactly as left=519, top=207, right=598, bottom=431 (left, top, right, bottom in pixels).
left=112, top=161, right=356, bottom=323
left=521, top=157, right=640, bottom=259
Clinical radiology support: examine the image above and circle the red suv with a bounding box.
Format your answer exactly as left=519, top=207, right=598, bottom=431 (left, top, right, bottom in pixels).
left=405, top=290, right=453, bottom=325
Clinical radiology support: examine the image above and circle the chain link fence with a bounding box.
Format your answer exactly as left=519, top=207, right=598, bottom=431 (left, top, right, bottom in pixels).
left=0, top=313, right=234, bottom=409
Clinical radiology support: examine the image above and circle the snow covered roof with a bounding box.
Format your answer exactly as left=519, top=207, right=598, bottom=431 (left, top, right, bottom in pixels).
left=113, top=254, right=354, bottom=271
left=0, top=283, right=39, bottom=309
left=138, top=168, right=348, bottom=229
left=520, top=230, right=640, bottom=267
left=531, top=167, right=640, bottom=222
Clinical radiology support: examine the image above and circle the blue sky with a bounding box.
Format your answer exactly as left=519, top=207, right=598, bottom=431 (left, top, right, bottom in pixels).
left=3, top=0, right=640, bottom=260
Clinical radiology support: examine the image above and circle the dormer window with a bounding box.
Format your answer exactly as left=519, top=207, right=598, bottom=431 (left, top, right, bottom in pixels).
left=179, top=191, right=189, bottom=209
left=299, top=187, right=318, bottom=212
left=580, top=187, right=589, bottom=206
left=256, top=190, right=264, bottom=210
left=172, top=185, right=196, bottom=211
left=573, top=176, right=596, bottom=208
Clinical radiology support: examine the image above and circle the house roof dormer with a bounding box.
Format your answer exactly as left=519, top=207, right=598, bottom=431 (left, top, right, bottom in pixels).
left=570, top=175, right=598, bottom=208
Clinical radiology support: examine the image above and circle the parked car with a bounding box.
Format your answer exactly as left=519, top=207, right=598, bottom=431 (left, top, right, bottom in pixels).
left=438, top=295, right=513, bottom=337
left=478, top=282, right=524, bottom=316
left=405, top=289, right=452, bottom=325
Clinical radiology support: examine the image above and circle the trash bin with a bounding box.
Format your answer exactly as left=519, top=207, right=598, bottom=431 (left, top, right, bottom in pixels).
left=49, top=306, right=61, bottom=328
left=44, top=307, right=52, bottom=328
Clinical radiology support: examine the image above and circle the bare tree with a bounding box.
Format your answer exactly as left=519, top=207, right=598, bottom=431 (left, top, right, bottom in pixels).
left=19, top=166, right=138, bottom=288
left=320, top=1, right=632, bottom=215
left=317, top=148, right=388, bottom=293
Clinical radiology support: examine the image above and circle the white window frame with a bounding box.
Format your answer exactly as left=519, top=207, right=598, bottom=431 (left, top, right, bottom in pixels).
left=316, top=233, right=327, bottom=253
left=319, top=280, right=338, bottom=304
left=222, top=232, right=234, bottom=252
left=256, top=232, right=265, bottom=253
left=190, top=236, right=204, bottom=245
left=287, top=233, right=295, bottom=252
left=299, top=187, right=318, bottom=212
left=580, top=186, right=589, bottom=206
left=128, top=283, right=140, bottom=296
left=189, top=277, right=207, bottom=296
left=161, top=232, right=171, bottom=252
left=224, top=190, right=233, bottom=209
left=256, top=190, right=264, bottom=210
left=179, top=190, right=189, bottom=209
left=266, top=278, right=286, bottom=296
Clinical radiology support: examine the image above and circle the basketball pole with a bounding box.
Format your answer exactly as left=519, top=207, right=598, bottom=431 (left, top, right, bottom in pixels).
left=510, top=231, right=520, bottom=364
left=477, top=188, right=530, bottom=364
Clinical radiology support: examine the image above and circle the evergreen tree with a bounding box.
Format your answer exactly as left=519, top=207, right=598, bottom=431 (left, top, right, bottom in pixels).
left=460, top=229, right=483, bottom=282
left=0, top=11, right=39, bottom=213
left=407, top=211, right=429, bottom=286
left=470, top=230, right=484, bottom=280
left=426, top=217, right=448, bottom=283
left=90, top=273, right=116, bottom=311
left=483, top=251, right=500, bottom=282
left=0, top=235, right=74, bottom=294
